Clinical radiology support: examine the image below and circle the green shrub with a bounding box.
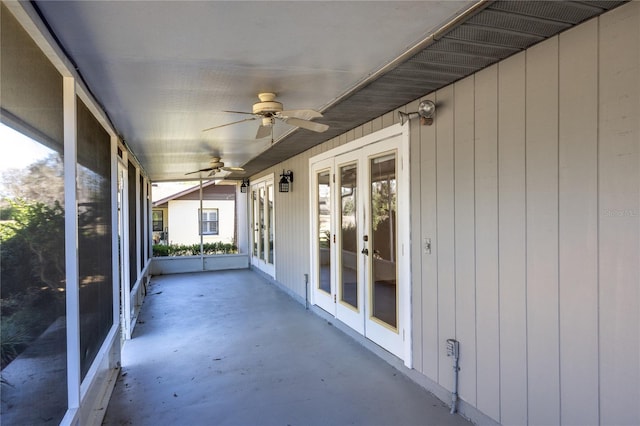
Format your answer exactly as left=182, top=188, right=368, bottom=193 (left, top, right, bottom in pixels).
left=152, top=242, right=238, bottom=257
left=152, top=244, right=170, bottom=257
left=0, top=199, right=65, bottom=296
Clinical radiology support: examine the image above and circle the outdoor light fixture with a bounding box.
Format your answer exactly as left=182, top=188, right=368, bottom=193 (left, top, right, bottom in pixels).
left=398, top=111, right=420, bottom=125
left=279, top=170, right=293, bottom=193
left=240, top=178, right=249, bottom=193
left=398, top=99, right=436, bottom=126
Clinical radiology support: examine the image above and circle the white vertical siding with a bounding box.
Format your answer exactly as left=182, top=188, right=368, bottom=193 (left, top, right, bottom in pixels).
left=453, top=75, right=477, bottom=405
left=412, top=4, right=637, bottom=425
left=474, top=64, right=500, bottom=421
left=598, top=4, right=640, bottom=425
left=362, top=120, right=372, bottom=136
left=382, top=111, right=395, bottom=129
left=435, top=85, right=456, bottom=392
left=257, top=4, right=639, bottom=425
left=371, top=116, right=383, bottom=133
left=346, top=129, right=355, bottom=143
left=525, top=36, right=561, bottom=426
left=497, top=51, right=528, bottom=426
left=419, top=95, right=439, bottom=381
left=558, top=19, right=600, bottom=426
left=409, top=100, right=424, bottom=370
left=353, top=125, right=363, bottom=140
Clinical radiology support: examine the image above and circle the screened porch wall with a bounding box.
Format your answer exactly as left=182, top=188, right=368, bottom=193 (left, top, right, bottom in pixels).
left=1, top=3, right=153, bottom=423
left=250, top=3, right=639, bottom=426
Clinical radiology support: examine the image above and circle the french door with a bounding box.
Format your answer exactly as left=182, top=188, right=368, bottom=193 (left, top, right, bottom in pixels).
left=117, top=159, right=131, bottom=340
left=310, top=127, right=410, bottom=363
left=250, top=175, right=275, bottom=277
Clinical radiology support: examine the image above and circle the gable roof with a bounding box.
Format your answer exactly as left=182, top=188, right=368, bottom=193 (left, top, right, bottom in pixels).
left=153, top=181, right=235, bottom=208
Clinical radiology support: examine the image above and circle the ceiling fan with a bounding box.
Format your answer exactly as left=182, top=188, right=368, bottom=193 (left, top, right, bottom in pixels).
left=202, top=92, right=329, bottom=139
left=185, top=157, right=245, bottom=176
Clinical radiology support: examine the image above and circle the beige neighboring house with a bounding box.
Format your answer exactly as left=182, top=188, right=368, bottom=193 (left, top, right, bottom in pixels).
left=152, top=181, right=236, bottom=246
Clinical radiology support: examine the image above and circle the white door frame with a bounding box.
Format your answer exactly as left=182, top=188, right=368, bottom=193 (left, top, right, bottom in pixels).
left=116, top=157, right=131, bottom=340
left=308, top=124, right=412, bottom=368
left=310, top=158, right=336, bottom=315
left=250, top=174, right=275, bottom=278
left=333, top=149, right=365, bottom=334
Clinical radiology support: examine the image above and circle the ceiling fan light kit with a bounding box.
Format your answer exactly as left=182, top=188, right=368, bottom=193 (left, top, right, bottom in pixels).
left=261, top=117, right=275, bottom=127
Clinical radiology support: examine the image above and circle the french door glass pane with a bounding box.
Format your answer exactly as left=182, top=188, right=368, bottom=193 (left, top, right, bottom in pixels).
left=268, top=184, right=274, bottom=264
left=127, top=161, right=137, bottom=289
left=317, top=170, right=331, bottom=294
left=340, top=163, right=358, bottom=309
left=370, top=154, right=397, bottom=328
left=252, top=191, right=258, bottom=257
left=259, top=187, right=265, bottom=261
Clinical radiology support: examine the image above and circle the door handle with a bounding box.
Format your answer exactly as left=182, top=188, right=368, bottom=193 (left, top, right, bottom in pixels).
left=361, top=248, right=369, bottom=256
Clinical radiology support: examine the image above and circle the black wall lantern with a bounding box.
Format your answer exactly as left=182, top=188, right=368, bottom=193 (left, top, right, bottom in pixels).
left=279, top=170, right=293, bottom=193
left=240, top=178, right=249, bottom=193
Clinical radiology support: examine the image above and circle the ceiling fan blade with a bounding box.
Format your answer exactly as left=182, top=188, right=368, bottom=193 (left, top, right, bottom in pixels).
left=281, top=117, right=329, bottom=133
left=278, top=109, right=323, bottom=120
left=221, top=166, right=246, bottom=174
left=185, top=167, right=213, bottom=175
left=202, top=117, right=256, bottom=132
left=255, top=124, right=272, bottom=139
left=223, top=110, right=256, bottom=115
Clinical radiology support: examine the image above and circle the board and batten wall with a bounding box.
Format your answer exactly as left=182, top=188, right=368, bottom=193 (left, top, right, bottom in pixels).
left=251, top=3, right=639, bottom=425
left=409, top=4, right=639, bottom=426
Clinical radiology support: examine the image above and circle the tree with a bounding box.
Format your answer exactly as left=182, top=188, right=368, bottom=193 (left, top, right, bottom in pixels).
left=0, top=154, right=64, bottom=208
left=371, top=179, right=396, bottom=231
left=0, top=199, right=65, bottom=296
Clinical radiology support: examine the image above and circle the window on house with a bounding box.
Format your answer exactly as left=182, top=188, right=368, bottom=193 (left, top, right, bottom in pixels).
left=152, top=210, right=163, bottom=231
left=200, top=208, right=218, bottom=235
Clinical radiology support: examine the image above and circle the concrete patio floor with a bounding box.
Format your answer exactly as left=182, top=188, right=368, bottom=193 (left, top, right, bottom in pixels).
left=103, top=270, right=472, bottom=426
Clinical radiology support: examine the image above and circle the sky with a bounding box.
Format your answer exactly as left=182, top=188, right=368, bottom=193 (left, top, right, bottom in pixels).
left=0, top=122, right=211, bottom=202
left=0, top=123, right=53, bottom=172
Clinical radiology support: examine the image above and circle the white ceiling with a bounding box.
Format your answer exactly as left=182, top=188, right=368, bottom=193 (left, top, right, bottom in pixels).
left=35, top=1, right=474, bottom=181
left=35, top=0, right=624, bottom=181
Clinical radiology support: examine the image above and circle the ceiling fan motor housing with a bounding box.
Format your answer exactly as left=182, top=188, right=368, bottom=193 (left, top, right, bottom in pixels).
left=253, top=100, right=283, bottom=115
left=253, top=92, right=283, bottom=116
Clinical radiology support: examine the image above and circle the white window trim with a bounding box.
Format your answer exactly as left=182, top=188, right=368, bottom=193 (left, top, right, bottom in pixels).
left=152, top=209, right=164, bottom=232
left=200, top=208, right=219, bottom=235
